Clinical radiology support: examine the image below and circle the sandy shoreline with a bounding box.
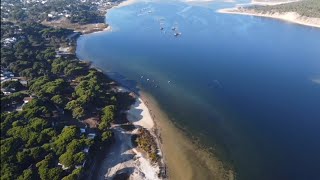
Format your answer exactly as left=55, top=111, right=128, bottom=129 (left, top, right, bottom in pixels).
left=251, top=0, right=301, bottom=5
left=217, top=1, right=320, bottom=29
left=92, top=87, right=165, bottom=180
left=116, top=0, right=139, bottom=8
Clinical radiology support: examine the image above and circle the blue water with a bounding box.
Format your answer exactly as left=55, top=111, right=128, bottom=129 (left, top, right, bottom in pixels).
left=77, top=0, right=320, bottom=179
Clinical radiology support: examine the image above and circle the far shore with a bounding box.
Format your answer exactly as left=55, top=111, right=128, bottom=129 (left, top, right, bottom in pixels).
left=251, top=0, right=301, bottom=6
left=42, top=0, right=131, bottom=35
left=217, top=1, right=320, bottom=29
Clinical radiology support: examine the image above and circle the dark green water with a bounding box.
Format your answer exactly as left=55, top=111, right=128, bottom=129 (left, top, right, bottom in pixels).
left=77, top=0, right=320, bottom=179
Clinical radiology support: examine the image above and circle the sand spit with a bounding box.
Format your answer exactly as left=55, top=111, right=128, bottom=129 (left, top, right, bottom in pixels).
left=251, top=0, right=301, bottom=6
left=217, top=0, right=320, bottom=29
left=217, top=8, right=320, bottom=28
left=115, top=0, right=139, bottom=8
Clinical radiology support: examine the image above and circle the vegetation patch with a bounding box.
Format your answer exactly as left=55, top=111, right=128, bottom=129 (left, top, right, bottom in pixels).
left=135, top=128, right=159, bottom=163
left=248, top=0, right=320, bottom=18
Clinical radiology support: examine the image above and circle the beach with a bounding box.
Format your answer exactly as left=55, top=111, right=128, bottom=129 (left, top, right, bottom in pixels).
left=116, top=0, right=139, bottom=8
left=92, top=84, right=235, bottom=179
left=90, top=85, right=165, bottom=179
left=217, top=0, right=320, bottom=29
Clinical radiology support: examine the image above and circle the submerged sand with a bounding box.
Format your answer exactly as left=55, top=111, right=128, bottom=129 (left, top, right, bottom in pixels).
left=140, top=92, right=235, bottom=180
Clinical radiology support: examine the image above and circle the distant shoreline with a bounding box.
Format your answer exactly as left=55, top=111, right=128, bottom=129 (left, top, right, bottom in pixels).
left=217, top=1, right=320, bottom=29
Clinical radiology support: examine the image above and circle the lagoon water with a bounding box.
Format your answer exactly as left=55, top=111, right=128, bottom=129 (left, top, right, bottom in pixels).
left=77, top=0, right=320, bottom=179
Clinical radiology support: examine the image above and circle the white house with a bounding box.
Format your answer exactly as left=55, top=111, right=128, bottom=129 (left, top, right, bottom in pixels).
left=80, top=128, right=86, bottom=134
left=87, top=133, right=96, bottom=140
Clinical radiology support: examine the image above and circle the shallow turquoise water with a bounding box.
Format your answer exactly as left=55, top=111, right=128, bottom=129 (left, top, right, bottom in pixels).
left=77, top=0, right=320, bottom=179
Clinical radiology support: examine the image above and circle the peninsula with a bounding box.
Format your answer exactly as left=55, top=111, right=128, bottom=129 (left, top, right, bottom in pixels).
left=218, top=0, right=320, bottom=28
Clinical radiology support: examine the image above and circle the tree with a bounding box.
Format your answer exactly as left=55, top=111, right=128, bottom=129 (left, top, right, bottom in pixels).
left=17, top=169, right=38, bottom=180
left=0, top=163, right=17, bottom=180
left=22, top=99, right=50, bottom=119
left=62, top=168, right=83, bottom=180
left=53, top=126, right=79, bottom=155
left=1, top=137, right=23, bottom=162
left=101, top=131, right=113, bottom=143
left=59, top=151, right=74, bottom=168
left=72, top=107, right=85, bottom=119
left=65, top=100, right=85, bottom=119
left=51, top=95, right=67, bottom=106
left=48, top=167, right=64, bottom=180
left=73, top=152, right=86, bottom=165
left=16, top=151, right=31, bottom=164
left=102, top=105, right=115, bottom=122
left=99, top=105, right=116, bottom=130
left=36, top=154, right=55, bottom=180
left=65, top=99, right=84, bottom=111
left=29, top=118, right=49, bottom=132
left=1, top=81, right=24, bottom=91
left=30, top=147, right=46, bottom=161
left=66, top=139, right=87, bottom=153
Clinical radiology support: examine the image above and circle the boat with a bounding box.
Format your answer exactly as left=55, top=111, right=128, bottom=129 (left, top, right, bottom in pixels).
left=174, top=32, right=181, bottom=37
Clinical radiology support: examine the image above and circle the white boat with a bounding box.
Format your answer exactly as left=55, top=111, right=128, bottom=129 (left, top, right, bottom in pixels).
left=174, top=32, right=181, bottom=37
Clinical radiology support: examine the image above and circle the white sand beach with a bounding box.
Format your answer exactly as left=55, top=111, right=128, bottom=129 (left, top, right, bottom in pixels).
left=127, top=98, right=155, bottom=130
left=217, top=8, right=320, bottom=28
left=95, top=89, right=163, bottom=180
left=116, top=0, right=139, bottom=8
left=251, top=0, right=301, bottom=6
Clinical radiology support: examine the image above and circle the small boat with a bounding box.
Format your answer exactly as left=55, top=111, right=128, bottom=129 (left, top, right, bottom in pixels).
left=160, top=27, right=164, bottom=30
left=174, top=32, right=181, bottom=37
left=172, top=27, right=176, bottom=31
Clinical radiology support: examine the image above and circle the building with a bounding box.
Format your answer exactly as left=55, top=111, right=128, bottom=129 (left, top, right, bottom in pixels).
left=23, top=97, right=33, bottom=104
left=87, top=133, right=96, bottom=140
